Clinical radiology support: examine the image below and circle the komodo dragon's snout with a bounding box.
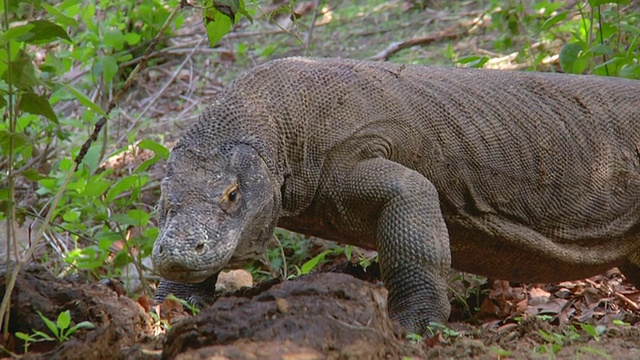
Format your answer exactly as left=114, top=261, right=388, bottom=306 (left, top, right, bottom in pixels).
left=151, top=143, right=278, bottom=284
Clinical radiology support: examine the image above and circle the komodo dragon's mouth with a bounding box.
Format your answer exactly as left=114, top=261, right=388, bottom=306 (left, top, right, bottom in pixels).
left=160, top=266, right=216, bottom=284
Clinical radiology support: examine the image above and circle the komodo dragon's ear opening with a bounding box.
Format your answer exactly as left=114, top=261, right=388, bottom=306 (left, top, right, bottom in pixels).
left=225, top=144, right=275, bottom=180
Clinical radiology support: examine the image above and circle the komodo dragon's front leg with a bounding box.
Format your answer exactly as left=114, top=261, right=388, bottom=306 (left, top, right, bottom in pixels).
left=325, top=157, right=451, bottom=333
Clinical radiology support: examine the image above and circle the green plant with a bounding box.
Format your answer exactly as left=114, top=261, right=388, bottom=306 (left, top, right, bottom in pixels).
left=475, top=0, right=639, bottom=77
left=448, top=273, right=489, bottom=320
left=612, top=319, right=630, bottom=326
left=166, top=294, right=201, bottom=315
left=425, top=322, right=460, bottom=339
left=15, top=310, right=94, bottom=352
left=14, top=331, right=44, bottom=353
left=580, top=323, right=606, bottom=341
left=535, top=325, right=581, bottom=355
left=577, top=346, right=612, bottom=359
left=0, top=0, right=189, bottom=333
left=405, top=332, right=423, bottom=344
left=491, top=346, right=513, bottom=358
left=294, top=247, right=341, bottom=277
left=37, top=310, right=95, bottom=342
left=199, top=0, right=253, bottom=46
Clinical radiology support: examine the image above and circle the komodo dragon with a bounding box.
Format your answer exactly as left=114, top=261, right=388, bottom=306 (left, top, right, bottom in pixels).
left=152, top=57, right=640, bottom=335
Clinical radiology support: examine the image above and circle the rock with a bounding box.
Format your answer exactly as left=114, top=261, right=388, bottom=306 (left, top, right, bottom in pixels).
left=216, top=269, right=253, bottom=292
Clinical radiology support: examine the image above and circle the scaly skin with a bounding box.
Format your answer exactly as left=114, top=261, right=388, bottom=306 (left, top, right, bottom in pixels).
left=152, top=58, right=640, bottom=335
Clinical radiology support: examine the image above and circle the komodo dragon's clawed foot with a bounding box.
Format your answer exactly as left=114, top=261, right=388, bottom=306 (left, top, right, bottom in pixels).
left=385, top=264, right=451, bottom=335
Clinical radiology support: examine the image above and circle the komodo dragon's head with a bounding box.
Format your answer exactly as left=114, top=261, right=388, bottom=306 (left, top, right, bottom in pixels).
left=151, top=142, right=279, bottom=284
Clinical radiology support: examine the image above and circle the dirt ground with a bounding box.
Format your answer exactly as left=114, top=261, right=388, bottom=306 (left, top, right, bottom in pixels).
left=2, top=0, right=640, bottom=359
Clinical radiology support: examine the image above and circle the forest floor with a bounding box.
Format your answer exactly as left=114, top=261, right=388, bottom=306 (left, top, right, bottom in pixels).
left=2, top=0, right=639, bottom=359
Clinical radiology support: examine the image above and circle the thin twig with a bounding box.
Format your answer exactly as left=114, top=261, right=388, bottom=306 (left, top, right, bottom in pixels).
left=272, top=234, right=288, bottom=279
left=118, top=42, right=225, bottom=68
left=305, top=0, right=322, bottom=50
left=3, top=0, right=16, bottom=337
left=615, top=292, right=639, bottom=311
left=370, top=17, right=486, bottom=61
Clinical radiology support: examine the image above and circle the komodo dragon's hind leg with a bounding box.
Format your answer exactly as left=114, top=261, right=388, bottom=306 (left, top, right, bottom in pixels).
left=333, top=158, right=451, bottom=334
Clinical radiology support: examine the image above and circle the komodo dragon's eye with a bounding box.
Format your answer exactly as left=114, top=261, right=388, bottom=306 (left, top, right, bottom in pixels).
left=222, top=183, right=239, bottom=204
left=228, top=188, right=238, bottom=202
left=219, top=183, right=240, bottom=213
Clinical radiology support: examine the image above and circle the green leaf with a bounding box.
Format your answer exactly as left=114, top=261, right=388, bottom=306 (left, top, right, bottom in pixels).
left=30, top=20, right=72, bottom=43
left=619, top=64, right=640, bottom=79
left=612, top=319, right=630, bottom=326
left=103, top=29, right=125, bottom=51
left=57, top=310, right=71, bottom=331
left=105, top=175, right=147, bottom=202
left=110, top=213, right=138, bottom=226
left=344, top=245, right=352, bottom=261
left=80, top=144, right=102, bottom=172
left=457, top=55, right=489, bottom=68
left=95, top=230, right=122, bottom=243
left=62, top=209, right=81, bottom=222
left=213, top=0, right=240, bottom=20
left=19, top=92, right=58, bottom=123
left=23, top=169, right=52, bottom=181
left=300, top=249, right=333, bottom=275
left=37, top=311, right=60, bottom=340
left=0, top=130, right=32, bottom=152
left=589, top=0, right=629, bottom=6
left=135, top=156, right=161, bottom=174
left=80, top=177, right=111, bottom=197
left=15, top=332, right=34, bottom=341
left=204, top=8, right=233, bottom=46
left=580, top=323, right=598, bottom=339
left=128, top=209, right=150, bottom=225
left=31, top=330, right=55, bottom=341
left=60, top=84, right=106, bottom=116
left=65, top=321, right=95, bottom=337
left=65, top=246, right=109, bottom=270
left=559, top=43, right=585, bottom=74
left=4, top=20, right=72, bottom=44
left=3, top=50, right=39, bottom=90
left=1, top=24, right=35, bottom=42
left=124, top=32, right=141, bottom=46
left=138, top=139, right=170, bottom=159
left=540, top=11, right=568, bottom=32
left=41, top=4, right=79, bottom=27
left=589, top=44, right=613, bottom=55
left=135, top=139, right=170, bottom=173
left=93, top=56, right=119, bottom=83
left=236, top=0, right=253, bottom=22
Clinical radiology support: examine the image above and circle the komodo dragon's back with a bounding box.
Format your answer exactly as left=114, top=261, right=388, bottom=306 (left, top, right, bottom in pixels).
left=152, top=57, right=640, bottom=335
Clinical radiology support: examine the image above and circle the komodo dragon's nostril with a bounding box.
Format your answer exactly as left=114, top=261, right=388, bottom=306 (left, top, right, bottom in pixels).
left=195, top=243, right=205, bottom=254
left=157, top=245, right=164, bottom=254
